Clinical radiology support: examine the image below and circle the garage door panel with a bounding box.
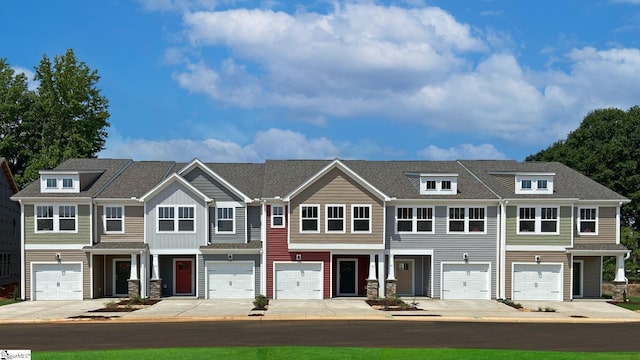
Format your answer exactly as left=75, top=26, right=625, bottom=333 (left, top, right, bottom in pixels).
left=513, top=264, right=562, bottom=301
left=208, top=262, right=255, bottom=299
left=33, top=263, right=83, bottom=300
left=275, top=263, right=323, bottom=299
left=442, top=263, right=490, bottom=300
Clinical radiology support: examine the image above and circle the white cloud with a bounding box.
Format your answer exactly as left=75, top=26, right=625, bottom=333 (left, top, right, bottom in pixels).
left=11, top=66, right=38, bottom=90
left=418, top=143, right=507, bottom=160
left=100, top=127, right=340, bottom=161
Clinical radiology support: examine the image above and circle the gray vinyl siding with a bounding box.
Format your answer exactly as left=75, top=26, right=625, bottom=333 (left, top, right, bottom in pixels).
left=158, top=254, right=197, bottom=296
left=0, top=168, right=19, bottom=286
left=394, top=255, right=431, bottom=296
left=198, top=253, right=262, bottom=298
left=209, top=206, right=247, bottom=244
left=25, top=250, right=91, bottom=300
left=386, top=205, right=498, bottom=299
left=182, top=167, right=243, bottom=202
left=505, top=205, right=572, bottom=246
left=24, top=204, right=91, bottom=245
left=146, top=182, right=208, bottom=250
left=247, top=206, right=262, bottom=242
left=96, top=205, right=144, bottom=242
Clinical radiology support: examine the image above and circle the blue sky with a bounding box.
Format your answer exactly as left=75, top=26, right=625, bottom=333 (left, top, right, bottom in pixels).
left=3, top=0, right=640, bottom=162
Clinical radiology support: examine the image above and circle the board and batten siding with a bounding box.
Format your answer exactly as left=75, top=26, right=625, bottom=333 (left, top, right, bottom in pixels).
left=289, top=168, right=384, bottom=246
left=198, top=254, right=261, bottom=298
left=574, top=206, right=616, bottom=244
left=182, top=167, right=243, bottom=202
left=386, top=205, right=498, bottom=299
left=209, top=206, right=246, bottom=244
left=505, top=251, right=571, bottom=300
left=505, top=206, right=572, bottom=246
left=146, top=182, right=207, bottom=250
left=247, top=206, right=262, bottom=242
left=96, top=205, right=144, bottom=242
left=24, top=204, right=91, bottom=245
left=25, top=250, right=91, bottom=300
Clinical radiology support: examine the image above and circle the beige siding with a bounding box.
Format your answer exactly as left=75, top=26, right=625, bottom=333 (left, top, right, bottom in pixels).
left=96, top=205, right=144, bottom=242
left=25, top=250, right=91, bottom=300
left=506, top=251, right=571, bottom=300
left=290, top=168, right=384, bottom=245
left=93, top=255, right=104, bottom=298
left=574, top=207, right=617, bottom=244
left=25, top=204, right=91, bottom=245
left=574, top=256, right=601, bottom=298
left=505, top=206, right=572, bottom=246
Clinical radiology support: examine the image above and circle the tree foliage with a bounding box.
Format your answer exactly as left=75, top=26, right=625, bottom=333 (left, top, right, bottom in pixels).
left=0, top=49, right=109, bottom=188
left=527, top=107, right=640, bottom=229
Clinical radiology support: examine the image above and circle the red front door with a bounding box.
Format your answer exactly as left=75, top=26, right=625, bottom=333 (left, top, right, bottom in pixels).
left=175, top=260, right=193, bottom=294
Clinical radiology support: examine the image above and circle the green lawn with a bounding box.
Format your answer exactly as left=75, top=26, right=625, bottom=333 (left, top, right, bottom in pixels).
left=32, top=347, right=640, bottom=360
left=614, top=297, right=640, bottom=311
left=0, top=298, right=18, bottom=306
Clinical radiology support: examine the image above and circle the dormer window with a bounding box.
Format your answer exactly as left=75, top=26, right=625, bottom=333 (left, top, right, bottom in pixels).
left=515, top=173, right=554, bottom=194
left=419, top=174, right=458, bottom=195
left=40, top=172, right=80, bottom=193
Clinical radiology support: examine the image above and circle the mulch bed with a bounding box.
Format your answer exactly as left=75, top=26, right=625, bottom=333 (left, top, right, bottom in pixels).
left=90, top=299, right=161, bottom=312
left=365, top=299, right=421, bottom=311
left=0, top=283, right=18, bottom=300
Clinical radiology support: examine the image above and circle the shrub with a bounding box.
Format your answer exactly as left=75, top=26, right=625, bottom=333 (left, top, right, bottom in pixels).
left=253, top=295, right=269, bottom=310
left=104, top=301, right=118, bottom=309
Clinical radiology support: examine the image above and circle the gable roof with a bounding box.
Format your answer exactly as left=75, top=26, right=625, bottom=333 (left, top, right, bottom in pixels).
left=97, top=161, right=176, bottom=199
left=138, top=173, right=212, bottom=203
left=282, top=159, right=390, bottom=201
left=178, top=159, right=253, bottom=203
left=13, top=158, right=132, bottom=199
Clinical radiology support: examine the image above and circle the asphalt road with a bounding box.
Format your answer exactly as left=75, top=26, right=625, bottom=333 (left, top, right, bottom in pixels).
left=1, top=320, right=639, bottom=352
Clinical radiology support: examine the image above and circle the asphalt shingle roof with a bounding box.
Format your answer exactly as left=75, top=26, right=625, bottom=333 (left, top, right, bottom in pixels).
left=97, top=161, right=176, bottom=199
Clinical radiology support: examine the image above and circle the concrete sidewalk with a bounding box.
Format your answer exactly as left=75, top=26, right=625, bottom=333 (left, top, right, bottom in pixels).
left=0, top=297, right=639, bottom=324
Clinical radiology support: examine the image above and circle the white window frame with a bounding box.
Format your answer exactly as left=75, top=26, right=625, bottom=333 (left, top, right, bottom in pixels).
left=351, top=204, right=372, bottom=234
left=420, top=175, right=458, bottom=195
left=300, top=204, right=320, bottom=233
left=578, top=207, right=598, bottom=235
left=46, top=178, right=57, bottom=189
left=395, top=206, right=434, bottom=234
left=62, top=178, right=74, bottom=189
left=515, top=174, right=554, bottom=194
left=325, top=204, right=346, bottom=233
left=103, top=206, right=125, bottom=234
left=157, top=205, right=197, bottom=233
left=516, top=206, right=560, bottom=235
left=178, top=206, right=195, bottom=232
left=446, top=206, right=486, bottom=234
left=215, top=206, right=235, bottom=234
left=35, top=204, right=78, bottom=233
left=40, top=174, right=80, bottom=193
left=271, top=205, right=285, bottom=228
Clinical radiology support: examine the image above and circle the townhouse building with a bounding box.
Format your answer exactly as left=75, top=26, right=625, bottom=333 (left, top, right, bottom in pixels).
left=0, top=158, right=19, bottom=288
left=12, top=158, right=629, bottom=302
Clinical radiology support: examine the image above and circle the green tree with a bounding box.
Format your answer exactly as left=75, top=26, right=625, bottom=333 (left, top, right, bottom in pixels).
left=527, top=107, right=640, bottom=229
left=0, top=49, right=109, bottom=187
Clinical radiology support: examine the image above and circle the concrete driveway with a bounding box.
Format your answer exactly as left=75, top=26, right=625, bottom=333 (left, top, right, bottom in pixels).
left=0, top=297, right=639, bottom=323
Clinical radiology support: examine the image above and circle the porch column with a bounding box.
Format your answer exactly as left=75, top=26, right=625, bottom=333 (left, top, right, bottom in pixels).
left=366, top=253, right=378, bottom=300
left=140, top=253, right=147, bottom=298
left=387, top=253, right=395, bottom=280
left=377, top=252, right=385, bottom=297
left=385, top=253, right=397, bottom=298
left=614, top=254, right=626, bottom=282
left=130, top=253, right=138, bottom=280
left=152, top=254, right=160, bottom=279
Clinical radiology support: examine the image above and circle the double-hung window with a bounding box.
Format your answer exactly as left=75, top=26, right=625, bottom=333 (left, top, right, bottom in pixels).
left=35, top=205, right=77, bottom=232
left=517, top=206, right=559, bottom=234
left=216, top=207, right=234, bottom=233
left=104, top=206, right=124, bottom=233
left=300, top=205, right=319, bottom=232
left=179, top=207, right=195, bottom=231
left=326, top=205, right=345, bottom=233
left=579, top=208, right=597, bottom=234
left=396, top=207, right=434, bottom=233
left=271, top=205, right=285, bottom=228
left=448, top=207, right=485, bottom=233
left=158, top=206, right=175, bottom=232
left=62, top=178, right=74, bottom=189
left=352, top=205, right=371, bottom=233
left=46, top=178, right=57, bottom=189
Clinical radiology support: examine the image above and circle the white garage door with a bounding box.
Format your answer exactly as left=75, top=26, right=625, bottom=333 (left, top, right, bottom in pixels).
left=442, top=263, right=490, bottom=300
left=513, top=264, right=562, bottom=301
left=33, top=263, right=83, bottom=300
left=274, top=262, right=323, bottom=299
left=207, top=261, right=255, bottom=299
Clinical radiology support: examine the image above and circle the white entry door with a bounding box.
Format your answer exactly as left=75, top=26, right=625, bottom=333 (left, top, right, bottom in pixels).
left=441, top=263, right=490, bottom=300
left=274, top=262, right=323, bottom=299
left=513, top=264, right=562, bottom=301
left=207, top=261, right=255, bottom=299
left=33, top=263, right=83, bottom=300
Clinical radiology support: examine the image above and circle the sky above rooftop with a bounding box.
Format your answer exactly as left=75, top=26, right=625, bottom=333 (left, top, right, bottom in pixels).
left=3, top=0, right=640, bottom=162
